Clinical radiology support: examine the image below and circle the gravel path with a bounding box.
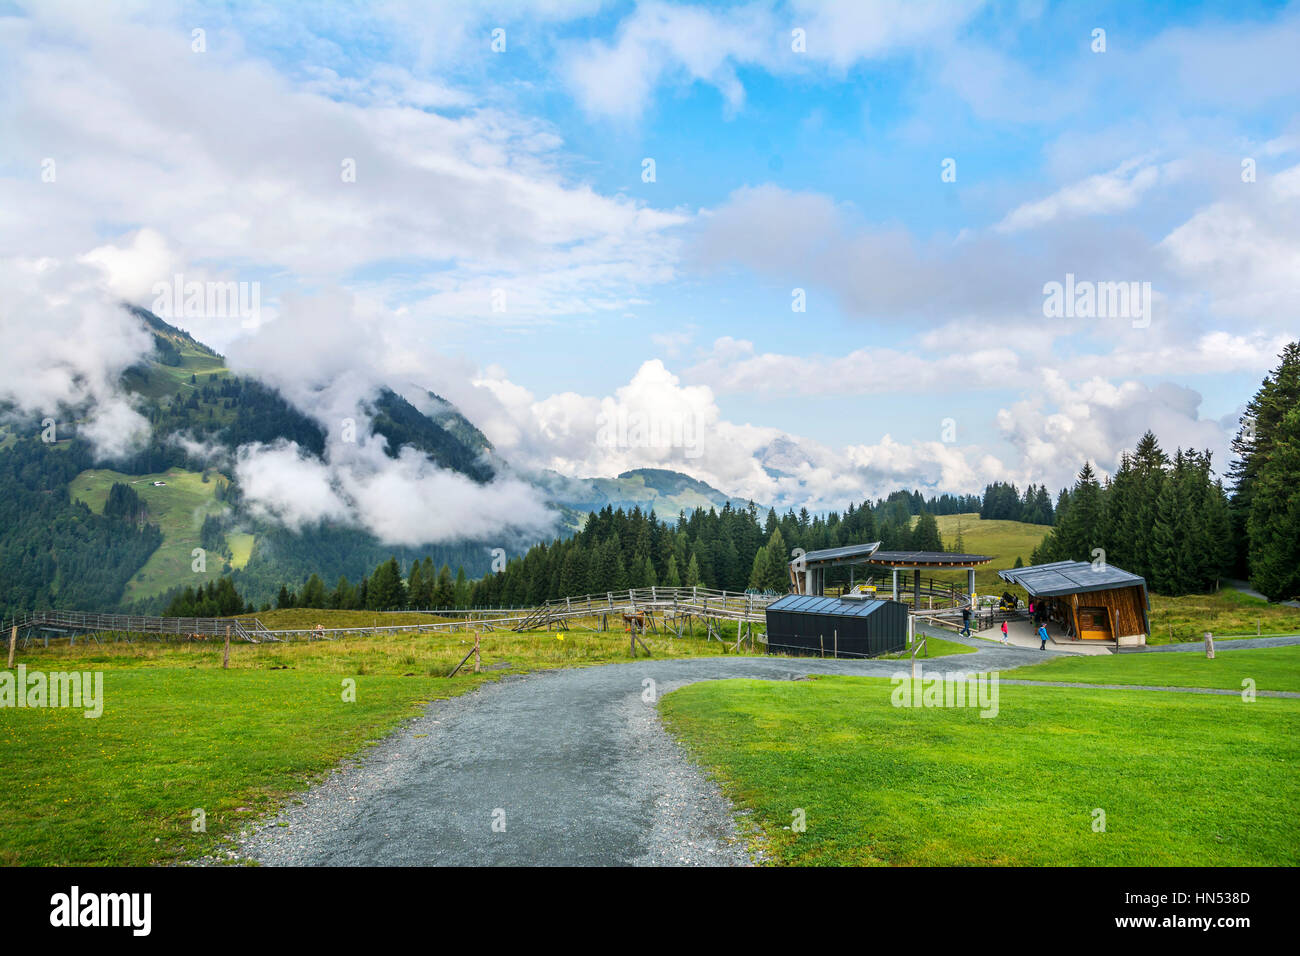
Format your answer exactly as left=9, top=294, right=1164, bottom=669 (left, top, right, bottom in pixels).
left=1000, top=679, right=1300, bottom=698
left=1119, top=634, right=1300, bottom=653
left=233, top=633, right=1041, bottom=867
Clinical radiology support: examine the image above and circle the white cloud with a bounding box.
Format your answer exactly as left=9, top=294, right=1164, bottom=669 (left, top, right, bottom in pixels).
left=995, top=158, right=1167, bottom=234
left=996, top=373, right=1231, bottom=485
left=469, top=356, right=1024, bottom=508
left=0, top=8, right=684, bottom=327
left=80, top=228, right=181, bottom=301
left=563, top=0, right=985, bottom=120
left=233, top=437, right=558, bottom=547
left=221, top=290, right=560, bottom=546
left=234, top=441, right=352, bottom=532
left=0, top=256, right=152, bottom=459
left=1160, top=162, right=1300, bottom=324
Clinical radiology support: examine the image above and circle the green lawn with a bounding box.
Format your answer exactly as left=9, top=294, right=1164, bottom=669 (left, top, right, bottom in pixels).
left=1004, top=643, right=1300, bottom=693
left=0, top=668, right=445, bottom=866
left=72, top=467, right=240, bottom=600
left=661, top=673, right=1300, bottom=866
left=0, top=624, right=757, bottom=865
left=880, top=634, right=974, bottom=659
left=121, top=344, right=230, bottom=402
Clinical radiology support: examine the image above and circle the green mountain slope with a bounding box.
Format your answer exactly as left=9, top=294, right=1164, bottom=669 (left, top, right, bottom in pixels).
left=0, top=308, right=756, bottom=615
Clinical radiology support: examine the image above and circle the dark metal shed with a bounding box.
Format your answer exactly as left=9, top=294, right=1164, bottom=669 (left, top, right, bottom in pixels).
left=764, top=594, right=909, bottom=658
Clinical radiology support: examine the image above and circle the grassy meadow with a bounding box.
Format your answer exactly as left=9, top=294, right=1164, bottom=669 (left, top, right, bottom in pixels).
left=1147, top=586, right=1300, bottom=642
left=930, top=513, right=1051, bottom=591
left=660, top=661, right=1300, bottom=866
left=0, top=622, right=752, bottom=866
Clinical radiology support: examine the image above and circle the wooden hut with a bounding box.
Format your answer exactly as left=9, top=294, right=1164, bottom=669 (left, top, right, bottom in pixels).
left=998, top=560, right=1151, bottom=647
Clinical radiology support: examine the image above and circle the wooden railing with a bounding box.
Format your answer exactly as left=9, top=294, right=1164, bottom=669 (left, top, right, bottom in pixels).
left=2, top=587, right=781, bottom=645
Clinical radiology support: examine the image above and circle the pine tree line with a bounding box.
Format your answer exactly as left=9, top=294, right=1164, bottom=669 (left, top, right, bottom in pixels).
left=163, top=577, right=252, bottom=617
left=274, top=556, right=473, bottom=611
left=979, top=482, right=1054, bottom=524
left=1030, top=436, right=1234, bottom=596
left=464, top=498, right=948, bottom=608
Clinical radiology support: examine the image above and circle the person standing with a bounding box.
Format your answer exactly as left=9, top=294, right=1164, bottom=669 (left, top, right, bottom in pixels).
left=1000, top=620, right=1009, bottom=645
left=1037, top=623, right=1049, bottom=650
left=961, top=606, right=972, bottom=637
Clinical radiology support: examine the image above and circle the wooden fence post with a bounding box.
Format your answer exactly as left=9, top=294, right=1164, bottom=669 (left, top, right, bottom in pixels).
left=7, top=625, right=15, bottom=669
left=474, top=632, right=481, bottom=673
left=223, top=625, right=230, bottom=669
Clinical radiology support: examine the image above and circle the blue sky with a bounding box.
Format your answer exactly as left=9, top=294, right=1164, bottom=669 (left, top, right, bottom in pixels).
left=3, top=0, right=1299, bottom=523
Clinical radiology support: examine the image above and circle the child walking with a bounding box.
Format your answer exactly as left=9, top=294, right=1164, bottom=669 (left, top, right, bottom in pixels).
left=1000, top=620, right=1009, bottom=645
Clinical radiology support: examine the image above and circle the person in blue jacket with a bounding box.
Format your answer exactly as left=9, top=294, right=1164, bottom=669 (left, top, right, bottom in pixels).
left=1037, top=623, right=1049, bottom=650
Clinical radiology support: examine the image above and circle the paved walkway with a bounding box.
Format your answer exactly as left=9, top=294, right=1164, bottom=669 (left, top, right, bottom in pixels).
left=971, top=617, right=1114, bottom=655
left=1120, top=634, right=1300, bottom=654
left=1001, top=679, right=1300, bottom=698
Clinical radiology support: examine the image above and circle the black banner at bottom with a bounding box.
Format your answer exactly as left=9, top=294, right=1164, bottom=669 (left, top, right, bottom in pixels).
left=0, top=866, right=1284, bottom=944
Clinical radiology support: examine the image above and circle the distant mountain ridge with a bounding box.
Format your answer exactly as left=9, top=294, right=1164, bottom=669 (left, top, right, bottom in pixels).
left=531, top=466, right=753, bottom=524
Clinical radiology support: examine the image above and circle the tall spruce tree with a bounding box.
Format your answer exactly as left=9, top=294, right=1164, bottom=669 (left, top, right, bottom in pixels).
left=911, top=512, right=943, bottom=552
left=1231, top=342, right=1300, bottom=594
left=664, top=554, right=682, bottom=588
left=367, top=557, right=404, bottom=610
left=1246, top=404, right=1300, bottom=599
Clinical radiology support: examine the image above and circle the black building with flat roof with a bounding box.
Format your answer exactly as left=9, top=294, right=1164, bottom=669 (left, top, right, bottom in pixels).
left=764, top=593, right=909, bottom=658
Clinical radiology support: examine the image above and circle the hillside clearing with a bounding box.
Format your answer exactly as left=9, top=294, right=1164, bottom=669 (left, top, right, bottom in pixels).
left=72, top=467, right=239, bottom=601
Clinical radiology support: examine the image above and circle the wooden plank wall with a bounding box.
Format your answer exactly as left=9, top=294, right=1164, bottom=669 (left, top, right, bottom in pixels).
left=1072, top=586, right=1148, bottom=640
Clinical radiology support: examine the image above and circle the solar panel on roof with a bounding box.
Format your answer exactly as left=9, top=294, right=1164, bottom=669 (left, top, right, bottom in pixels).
left=797, top=542, right=882, bottom=565
left=869, top=551, right=994, bottom=564
left=767, top=594, right=887, bottom=617
left=998, top=560, right=1146, bottom=596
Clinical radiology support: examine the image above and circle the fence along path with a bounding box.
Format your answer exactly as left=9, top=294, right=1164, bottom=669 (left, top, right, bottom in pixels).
left=1, top=587, right=781, bottom=646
